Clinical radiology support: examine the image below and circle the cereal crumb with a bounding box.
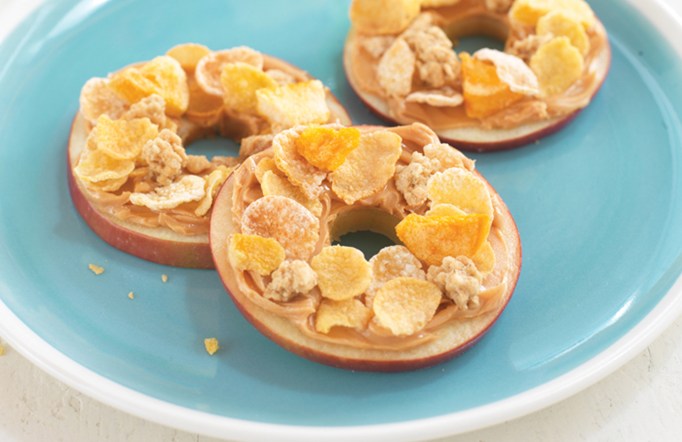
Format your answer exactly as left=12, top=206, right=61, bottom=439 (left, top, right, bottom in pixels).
left=0, top=344, right=5, bottom=356
left=161, top=274, right=168, bottom=283
left=204, top=338, right=220, bottom=355
left=264, top=260, right=317, bottom=302
left=128, top=292, right=135, bottom=300
left=88, top=264, right=105, bottom=275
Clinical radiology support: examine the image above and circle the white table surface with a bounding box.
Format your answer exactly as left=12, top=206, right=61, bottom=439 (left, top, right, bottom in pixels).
left=2, top=1, right=682, bottom=441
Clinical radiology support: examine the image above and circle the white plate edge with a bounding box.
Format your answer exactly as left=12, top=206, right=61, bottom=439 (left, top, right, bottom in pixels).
left=0, top=0, right=682, bottom=440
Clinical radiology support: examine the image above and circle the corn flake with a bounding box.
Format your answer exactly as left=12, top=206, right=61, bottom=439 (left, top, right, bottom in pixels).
left=474, top=49, right=540, bottom=96
left=93, top=115, right=159, bottom=161
left=331, top=130, right=402, bottom=204
left=372, top=277, right=441, bottom=336
left=109, top=56, right=189, bottom=117
left=261, top=171, right=323, bottom=217
left=195, top=47, right=264, bottom=96
left=530, top=36, right=584, bottom=96
left=241, top=195, right=320, bottom=260
left=536, top=10, right=589, bottom=56
left=377, top=38, right=416, bottom=98
left=228, top=233, right=286, bottom=275
left=75, top=146, right=135, bottom=183
left=195, top=166, right=233, bottom=216
left=427, top=168, right=494, bottom=218
left=80, top=77, right=127, bottom=124
left=510, top=0, right=595, bottom=29
left=310, top=246, right=372, bottom=301
left=460, top=52, right=525, bottom=119
left=88, top=263, right=105, bottom=275
left=273, top=128, right=328, bottom=199
left=256, top=80, right=331, bottom=133
left=367, top=245, right=425, bottom=296
left=204, top=337, right=220, bottom=355
left=167, top=43, right=212, bottom=72
left=425, top=203, right=466, bottom=218
left=254, top=157, right=278, bottom=183
left=129, top=175, right=206, bottom=210
left=295, top=126, right=361, bottom=172
left=315, top=298, right=372, bottom=334
left=350, top=0, right=421, bottom=35
left=395, top=212, right=491, bottom=266
left=221, top=62, right=278, bottom=114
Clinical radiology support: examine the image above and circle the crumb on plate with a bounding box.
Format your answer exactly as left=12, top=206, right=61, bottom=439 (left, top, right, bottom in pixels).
left=204, top=337, right=220, bottom=355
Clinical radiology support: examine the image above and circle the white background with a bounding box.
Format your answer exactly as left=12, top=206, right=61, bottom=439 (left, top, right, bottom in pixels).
left=1, top=0, right=682, bottom=441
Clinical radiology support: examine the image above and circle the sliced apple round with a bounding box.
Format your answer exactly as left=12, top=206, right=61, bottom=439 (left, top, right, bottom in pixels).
left=209, top=127, right=522, bottom=371
left=68, top=53, right=351, bottom=269
left=343, top=16, right=611, bottom=152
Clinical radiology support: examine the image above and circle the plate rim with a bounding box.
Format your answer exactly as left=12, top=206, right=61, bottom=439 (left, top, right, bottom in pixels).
left=1, top=0, right=682, bottom=440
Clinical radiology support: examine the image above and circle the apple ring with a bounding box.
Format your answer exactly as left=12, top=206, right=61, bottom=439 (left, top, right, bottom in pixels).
left=68, top=44, right=351, bottom=268
left=210, top=122, right=521, bottom=371
left=344, top=0, right=611, bottom=151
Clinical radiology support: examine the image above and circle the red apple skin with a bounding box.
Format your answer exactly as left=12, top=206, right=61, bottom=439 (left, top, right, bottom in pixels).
left=209, top=146, right=522, bottom=372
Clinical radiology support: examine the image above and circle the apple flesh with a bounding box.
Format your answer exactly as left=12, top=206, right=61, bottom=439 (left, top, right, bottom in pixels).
left=209, top=146, right=522, bottom=372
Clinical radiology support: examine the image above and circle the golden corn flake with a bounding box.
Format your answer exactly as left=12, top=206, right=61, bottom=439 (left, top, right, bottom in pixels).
left=241, top=195, right=320, bottom=260
left=204, top=337, right=220, bottom=355
left=260, top=170, right=323, bottom=217
left=350, top=0, right=421, bottom=35
left=195, top=46, right=264, bottom=96
left=109, top=56, right=189, bottom=117
left=536, top=10, right=589, bottom=56
left=166, top=43, right=212, bottom=72
left=161, top=274, right=169, bottom=283
left=221, top=62, right=278, bottom=114
left=80, top=77, right=127, bottom=124
left=228, top=233, right=286, bottom=275
left=367, top=245, right=425, bottom=296
left=128, top=291, right=135, bottom=300
left=254, top=157, right=279, bottom=183
left=530, top=36, right=584, bottom=96
left=273, top=128, right=328, bottom=199
left=295, top=126, right=361, bottom=172
left=129, top=175, right=206, bottom=210
left=88, top=263, right=105, bottom=275
left=460, top=52, right=525, bottom=119
left=89, top=175, right=129, bottom=192
left=395, top=212, right=491, bottom=266
left=195, top=166, right=233, bottom=217
left=256, top=80, right=331, bottom=132
left=423, top=143, right=471, bottom=171
left=377, top=38, right=416, bottom=98
left=331, top=130, right=402, bottom=204
left=473, top=240, right=496, bottom=273
left=510, top=0, right=595, bottom=29
left=310, top=246, right=372, bottom=301
left=75, top=147, right=135, bottom=183
left=93, top=115, right=159, bottom=161
left=315, top=298, right=372, bottom=334
left=186, top=76, right=224, bottom=126
left=427, top=168, right=494, bottom=218
left=372, top=277, right=441, bottom=336
left=425, top=203, right=466, bottom=218
left=473, top=49, right=540, bottom=96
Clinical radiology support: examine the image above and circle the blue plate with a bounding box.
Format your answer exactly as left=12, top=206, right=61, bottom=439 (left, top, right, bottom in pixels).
left=2, top=0, right=682, bottom=439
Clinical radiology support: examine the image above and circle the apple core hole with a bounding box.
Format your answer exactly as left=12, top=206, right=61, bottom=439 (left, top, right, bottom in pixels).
left=444, top=14, right=509, bottom=54
left=185, top=136, right=240, bottom=160
left=330, top=208, right=402, bottom=259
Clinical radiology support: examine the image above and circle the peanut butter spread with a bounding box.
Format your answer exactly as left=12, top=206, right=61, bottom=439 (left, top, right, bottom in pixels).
left=346, top=0, right=609, bottom=131
left=228, top=123, right=512, bottom=350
